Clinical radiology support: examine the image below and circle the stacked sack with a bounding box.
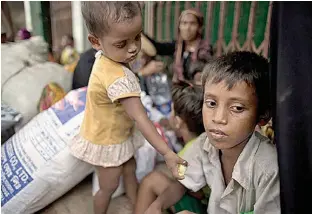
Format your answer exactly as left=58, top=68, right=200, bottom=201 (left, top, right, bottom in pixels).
left=1, top=36, right=72, bottom=131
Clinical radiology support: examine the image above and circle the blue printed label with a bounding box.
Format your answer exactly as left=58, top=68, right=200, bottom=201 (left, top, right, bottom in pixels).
left=51, top=88, right=87, bottom=125
left=155, top=101, right=172, bottom=117
left=1, top=139, right=33, bottom=206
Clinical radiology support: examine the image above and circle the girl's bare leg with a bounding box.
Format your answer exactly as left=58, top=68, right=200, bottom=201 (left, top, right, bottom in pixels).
left=123, top=157, right=138, bottom=205
left=134, top=171, right=172, bottom=214
left=94, top=165, right=123, bottom=214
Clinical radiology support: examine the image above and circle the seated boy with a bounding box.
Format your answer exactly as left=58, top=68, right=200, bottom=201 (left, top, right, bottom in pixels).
left=144, top=51, right=280, bottom=214
left=134, top=81, right=208, bottom=214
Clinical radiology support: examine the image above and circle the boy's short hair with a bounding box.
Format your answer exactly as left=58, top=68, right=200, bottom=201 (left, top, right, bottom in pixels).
left=172, top=82, right=205, bottom=136
left=201, top=51, right=270, bottom=119
left=81, top=1, right=141, bottom=37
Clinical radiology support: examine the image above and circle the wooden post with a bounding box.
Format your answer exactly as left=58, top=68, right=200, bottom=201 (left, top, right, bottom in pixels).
left=226, top=1, right=241, bottom=52
left=185, top=1, right=191, bottom=10
left=216, top=1, right=227, bottom=57
left=205, top=1, right=214, bottom=45
left=195, top=2, right=201, bottom=10
left=157, top=1, right=163, bottom=41
left=174, top=1, right=180, bottom=38
left=165, top=2, right=171, bottom=41
left=242, top=1, right=257, bottom=52
left=261, top=2, right=273, bottom=58
left=146, top=2, right=155, bottom=38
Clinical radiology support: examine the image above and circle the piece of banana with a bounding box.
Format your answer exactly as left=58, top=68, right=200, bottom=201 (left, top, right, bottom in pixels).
left=178, top=164, right=187, bottom=177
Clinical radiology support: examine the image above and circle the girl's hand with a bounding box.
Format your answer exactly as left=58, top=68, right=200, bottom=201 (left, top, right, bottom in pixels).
left=164, top=150, right=188, bottom=180
left=120, top=97, right=187, bottom=178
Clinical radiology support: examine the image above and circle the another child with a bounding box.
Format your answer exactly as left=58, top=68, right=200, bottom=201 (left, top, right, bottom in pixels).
left=69, top=2, right=185, bottom=214
left=60, top=34, right=79, bottom=66
left=145, top=51, right=280, bottom=214
left=134, top=81, right=208, bottom=214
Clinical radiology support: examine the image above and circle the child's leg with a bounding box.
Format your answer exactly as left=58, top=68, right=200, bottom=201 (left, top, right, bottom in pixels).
left=134, top=171, right=172, bottom=214
left=94, top=165, right=123, bottom=214
left=123, top=157, right=138, bottom=205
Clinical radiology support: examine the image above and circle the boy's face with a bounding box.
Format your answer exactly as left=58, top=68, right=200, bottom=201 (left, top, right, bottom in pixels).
left=169, top=103, right=182, bottom=137
left=89, top=14, right=142, bottom=64
left=202, top=80, right=258, bottom=150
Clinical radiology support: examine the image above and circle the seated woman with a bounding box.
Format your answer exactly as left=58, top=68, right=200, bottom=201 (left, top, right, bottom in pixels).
left=173, top=8, right=213, bottom=82
left=134, top=81, right=209, bottom=214
left=145, top=8, right=214, bottom=83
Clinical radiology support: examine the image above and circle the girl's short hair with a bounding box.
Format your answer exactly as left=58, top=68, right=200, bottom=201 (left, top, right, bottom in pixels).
left=81, top=2, right=141, bottom=37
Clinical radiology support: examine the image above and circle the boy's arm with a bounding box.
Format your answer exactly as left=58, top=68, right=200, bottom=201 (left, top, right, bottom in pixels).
left=120, top=97, right=186, bottom=180
left=145, top=181, right=186, bottom=214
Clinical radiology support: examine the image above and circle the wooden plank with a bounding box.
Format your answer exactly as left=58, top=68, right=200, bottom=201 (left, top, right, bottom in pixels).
left=156, top=2, right=163, bottom=40
left=146, top=2, right=155, bottom=38
left=174, top=1, right=180, bottom=38
left=242, top=1, right=257, bottom=51
left=216, top=1, right=226, bottom=56
left=226, top=1, right=241, bottom=52
left=205, top=1, right=214, bottom=45
left=165, top=2, right=171, bottom=41
left=185, top=1, right=191, bottom=10
left=259, top=2, right=273, bottom=58
left=195, top=1, right=201, bottom=10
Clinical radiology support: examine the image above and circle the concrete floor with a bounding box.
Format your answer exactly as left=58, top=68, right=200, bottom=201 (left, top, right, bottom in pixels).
left=36, top=175, right=133, bottom=214
left=36, top=164, right=170, bottom=214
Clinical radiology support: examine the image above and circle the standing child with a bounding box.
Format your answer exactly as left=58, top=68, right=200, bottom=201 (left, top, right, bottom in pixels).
left=69, top=2, right=186, bottom=214
left=145, top=51, right=280, bottom=214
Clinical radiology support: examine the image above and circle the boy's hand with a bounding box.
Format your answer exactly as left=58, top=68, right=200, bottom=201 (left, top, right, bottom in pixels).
left=164, top=150, right=188, bottom=180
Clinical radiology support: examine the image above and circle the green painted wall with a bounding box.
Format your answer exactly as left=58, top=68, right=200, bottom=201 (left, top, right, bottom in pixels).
left=150, top=1, right=270, bottom=48
left=29, top=1, right=44, bottom=37
left=28, top=1, right=52, bottom=49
